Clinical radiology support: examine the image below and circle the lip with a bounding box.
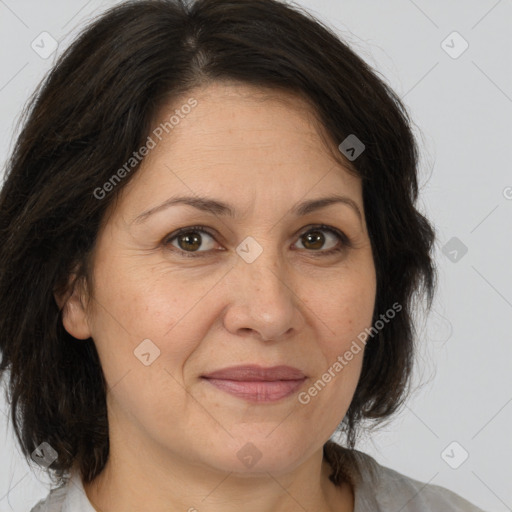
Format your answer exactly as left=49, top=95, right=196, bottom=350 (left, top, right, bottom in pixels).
left=201, top=365, right=307, bottom=403
left=202, top=365, right=306, bottom=381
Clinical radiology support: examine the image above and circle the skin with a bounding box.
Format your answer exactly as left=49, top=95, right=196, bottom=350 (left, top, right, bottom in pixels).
left=56, top=81, right=377, bottom=512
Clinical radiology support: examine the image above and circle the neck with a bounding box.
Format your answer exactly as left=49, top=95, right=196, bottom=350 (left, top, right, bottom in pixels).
left=82, top=441, right=354, bottom=512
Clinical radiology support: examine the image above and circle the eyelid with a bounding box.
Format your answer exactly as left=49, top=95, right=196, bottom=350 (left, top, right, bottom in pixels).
left=163, top=223, right=352, bottom=258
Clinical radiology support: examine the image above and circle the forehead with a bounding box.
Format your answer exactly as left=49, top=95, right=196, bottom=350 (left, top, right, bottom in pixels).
left=114, top=81, right=362, bottom=221
left=152, top=80, right=357, bottom=173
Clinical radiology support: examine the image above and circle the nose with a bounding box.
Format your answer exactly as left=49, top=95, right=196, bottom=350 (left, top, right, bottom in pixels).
left=222, top=244, right=305, bottom=342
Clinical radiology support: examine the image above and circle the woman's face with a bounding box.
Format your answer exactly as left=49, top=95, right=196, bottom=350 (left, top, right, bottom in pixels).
left=63, top=81, right=376, bottom=476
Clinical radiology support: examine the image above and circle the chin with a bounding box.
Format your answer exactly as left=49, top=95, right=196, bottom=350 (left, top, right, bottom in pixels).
left=200, top=434, right=312, bottom=476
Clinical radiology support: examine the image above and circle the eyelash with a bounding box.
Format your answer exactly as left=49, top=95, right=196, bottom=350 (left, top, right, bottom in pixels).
left=163, top=224, right=352, bottom=259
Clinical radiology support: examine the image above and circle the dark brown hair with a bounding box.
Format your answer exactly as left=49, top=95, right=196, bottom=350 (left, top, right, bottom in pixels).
left=0, top=0, right=436, bottom=488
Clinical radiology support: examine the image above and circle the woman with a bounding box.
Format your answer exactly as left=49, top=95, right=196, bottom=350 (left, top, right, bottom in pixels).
left=0, top=0, right=486, bottom=511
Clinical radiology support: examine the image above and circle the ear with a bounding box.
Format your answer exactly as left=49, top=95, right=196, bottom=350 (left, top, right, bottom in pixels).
left=53, top=271, right=92, bottom=340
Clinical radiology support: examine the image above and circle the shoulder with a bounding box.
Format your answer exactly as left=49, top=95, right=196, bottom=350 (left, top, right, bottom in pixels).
left=29, top=469, right=97, bottom=512
left=29, top=470, right=88, bottom=512
left=360, top=454, right=487, bottom=512
left=325, top=441, right=488, bottom=512
left=29, top=483, right=68, bottom=512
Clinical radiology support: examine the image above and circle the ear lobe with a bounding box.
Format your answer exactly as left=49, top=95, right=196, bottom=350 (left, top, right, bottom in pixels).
left=54, top=274, right=92, bottom=340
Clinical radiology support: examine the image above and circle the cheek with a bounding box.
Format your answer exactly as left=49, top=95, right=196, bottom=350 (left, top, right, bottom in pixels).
left=298, top=263, right=376, bottom=411
left=86, top=269, right=197, bottom=425
left=88, top=256, right=213, bottom=388
left=305, top=265, right=376, bottom=344
left=299, top=281, right=372, bottom=420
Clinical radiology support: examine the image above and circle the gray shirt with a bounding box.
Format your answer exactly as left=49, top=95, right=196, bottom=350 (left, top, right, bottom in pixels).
left=30, top=449, right=487, bottom=512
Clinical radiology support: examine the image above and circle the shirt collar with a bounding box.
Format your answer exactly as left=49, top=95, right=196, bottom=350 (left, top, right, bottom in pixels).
left=61, top=469, right=98, bottom=512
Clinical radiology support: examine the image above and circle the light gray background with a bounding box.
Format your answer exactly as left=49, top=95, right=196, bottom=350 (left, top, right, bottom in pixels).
left=1, top=1, right=511, bottom=511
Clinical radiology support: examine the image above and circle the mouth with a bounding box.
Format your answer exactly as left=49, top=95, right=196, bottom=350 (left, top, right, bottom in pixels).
left=201, top=365, right=307, bottom=403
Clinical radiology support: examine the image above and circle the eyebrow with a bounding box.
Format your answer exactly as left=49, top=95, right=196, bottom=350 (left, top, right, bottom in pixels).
left=132, top=193, right=362, bottom=224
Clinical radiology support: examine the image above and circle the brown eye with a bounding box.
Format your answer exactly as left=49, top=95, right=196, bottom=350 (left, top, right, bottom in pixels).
left=177, top=231, right=202, bottom=251
left=294, top=226, right=347, bottom=254
left=164, top=224, right=350, bottom=259
left=165, top=226, right=217, bottom=256
left=301, top=230, right=326, bottom=250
